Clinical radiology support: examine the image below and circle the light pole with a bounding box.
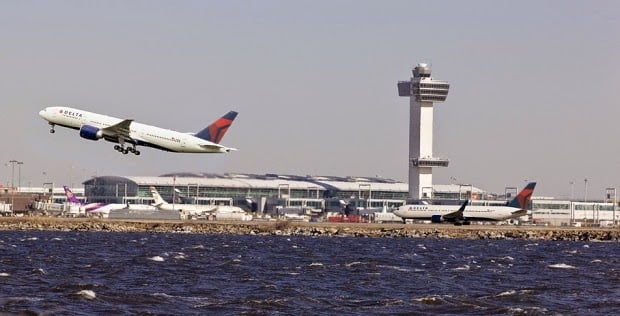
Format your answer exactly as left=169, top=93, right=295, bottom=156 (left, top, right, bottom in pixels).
left=8, top=160, right=17, bottom=189
left=584, top=178, right=588, bottom=202
left=7, top=160, right=23, bottom=190
left=570, top=181, right=574, bottom=200
left=17, top=161, right=23, bottom=190
left=172, top=176, right=176, bottom=211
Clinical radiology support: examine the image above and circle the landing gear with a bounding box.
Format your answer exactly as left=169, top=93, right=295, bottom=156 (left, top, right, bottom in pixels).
left=126, top=146, right=141, bottom=155
left=114, top=144, right=140, bottom=155
left=49, top=123, right=55, bottom=133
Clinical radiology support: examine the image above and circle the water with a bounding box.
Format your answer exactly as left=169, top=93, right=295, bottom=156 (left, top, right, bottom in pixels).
left=0, top=231, right=618, bottom=315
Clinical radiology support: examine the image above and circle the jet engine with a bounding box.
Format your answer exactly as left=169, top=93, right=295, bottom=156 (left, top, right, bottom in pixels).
left=79, top=125, right=103, bottom=140
left=431, top=215, right=444, bottom=223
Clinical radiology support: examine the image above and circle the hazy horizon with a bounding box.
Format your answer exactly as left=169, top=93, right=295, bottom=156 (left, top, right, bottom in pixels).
left=1, top=1, right=619, bottom=199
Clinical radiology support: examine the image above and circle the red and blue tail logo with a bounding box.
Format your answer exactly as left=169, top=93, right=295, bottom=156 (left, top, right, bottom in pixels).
left=195, top=111, right=238, bottom=144
left=508, top=182, right=536, bottom=209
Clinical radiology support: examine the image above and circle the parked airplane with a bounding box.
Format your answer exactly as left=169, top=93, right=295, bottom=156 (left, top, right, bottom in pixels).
left=149, top=186, right=217, bottom=214
left=393, top=182, right=537, bottom=224
left=149, top=186, right=252, bottom=220
left=63, top=185, right=156, bottom=215
left=39, top=106, right=238, bottom=155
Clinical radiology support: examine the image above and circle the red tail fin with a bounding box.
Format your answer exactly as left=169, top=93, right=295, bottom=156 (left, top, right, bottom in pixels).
left=195, top=111, right=238, bottom=144
left=508, top=182, right=536, bottom=209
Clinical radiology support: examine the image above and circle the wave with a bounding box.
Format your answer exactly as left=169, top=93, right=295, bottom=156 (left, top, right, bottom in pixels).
left=496, top=290, right=517, bottom=297
left=376, top=264, right=412, bottom=272
left=453, top=265, right=470, bottom=271
left=548, top=263, right=576, bottom=269
left=75, top=290, right=96, bottom=300
left=32, top=268, right=46, bottom=274
left=415, top=296, right=446, bottom=305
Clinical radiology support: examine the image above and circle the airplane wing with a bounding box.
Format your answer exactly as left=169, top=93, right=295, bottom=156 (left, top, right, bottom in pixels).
left=441, top=200, right=468, bottom=221
left=102, top=119, right=134, bottom=143
left=200, top=143, right=237, bottom=153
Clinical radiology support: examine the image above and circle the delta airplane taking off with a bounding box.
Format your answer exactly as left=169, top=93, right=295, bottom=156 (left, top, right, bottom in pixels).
left=63, top=186, right=156, bottom=215
left=39, top=106, right=238, bottom=155
left=393, top=182, right=536, bottom=225
left=149, top=186, right=217, bottom=214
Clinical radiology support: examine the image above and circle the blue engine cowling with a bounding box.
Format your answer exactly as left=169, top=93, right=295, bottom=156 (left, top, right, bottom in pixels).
left=79, top=125, right=103, bottom=140
left=431, top=215, right=443, bottom=223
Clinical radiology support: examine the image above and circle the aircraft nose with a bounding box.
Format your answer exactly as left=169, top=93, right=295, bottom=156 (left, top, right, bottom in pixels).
left=39, top=108, right=54, bottom=120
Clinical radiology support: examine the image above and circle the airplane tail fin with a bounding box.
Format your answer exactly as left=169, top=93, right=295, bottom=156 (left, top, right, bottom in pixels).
left=458, top=199, right=468, bottom=212
left=149, top=186, right=169, bottom=206
left=194, top=111, right=238, bottom=144
left=507, top=182, right=536, bottom=209
left=63, top=186, right=83, bottom=204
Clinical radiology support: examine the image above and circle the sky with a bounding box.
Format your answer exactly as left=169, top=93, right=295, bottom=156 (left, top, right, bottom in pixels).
left=1, top=1, right=619, bottom=199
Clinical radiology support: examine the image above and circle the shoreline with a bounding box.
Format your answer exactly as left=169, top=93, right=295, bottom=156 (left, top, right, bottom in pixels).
left=0, top=217, right=619, bottom=241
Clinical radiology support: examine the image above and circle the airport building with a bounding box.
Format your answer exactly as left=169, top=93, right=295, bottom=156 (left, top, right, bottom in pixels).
left=80, top=173, right=487, bottom=215
left=74, top=175, right=620, bottom=226
left=530, top=199, right=618, bottom=227
left=13, top=173, right=619, bottom=227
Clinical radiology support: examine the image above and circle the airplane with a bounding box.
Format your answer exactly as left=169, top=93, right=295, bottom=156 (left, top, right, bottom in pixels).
left=393, top=182, right=537, bottom=225
left=149, top=186, right=252, bottom=220
left=63, top=185, right=156, bottom=216
left=149, top=186, right=217, bottom=214
left=39, top=106, right=238, bottom=155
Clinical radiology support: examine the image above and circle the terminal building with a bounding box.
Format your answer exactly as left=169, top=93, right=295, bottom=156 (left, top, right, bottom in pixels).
left=78, top=174, right=619, bottom=226
left=530, top=199, right=618, bottom=227
left=16, top=173, right=619, bottom=227
left=79, top=173, right=487, bottom=215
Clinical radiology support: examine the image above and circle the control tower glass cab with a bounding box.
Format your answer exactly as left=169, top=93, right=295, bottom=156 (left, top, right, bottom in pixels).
left=397, top=63, right=450, bottom=199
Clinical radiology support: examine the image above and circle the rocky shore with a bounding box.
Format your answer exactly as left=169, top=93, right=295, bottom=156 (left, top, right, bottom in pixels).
left=0, top=217, right=619, bottom=241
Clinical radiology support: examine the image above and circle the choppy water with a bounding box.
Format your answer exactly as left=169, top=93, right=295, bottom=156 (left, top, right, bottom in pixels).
left=0, top=231, right=618, bottom=315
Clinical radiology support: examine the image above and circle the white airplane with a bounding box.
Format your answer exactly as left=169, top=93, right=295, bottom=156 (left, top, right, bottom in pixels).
left=149, top=186, right=217, bottom=214
left=63, top=185, right=157, bottom=217
left=149, top=186, right=252, bottom=220
left=393, top=182, right=536, bottom=225
left=39, top=106, right=238, bottom=155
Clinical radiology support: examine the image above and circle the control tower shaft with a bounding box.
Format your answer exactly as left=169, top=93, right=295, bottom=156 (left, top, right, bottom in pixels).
left=397, top=63, right=450, bottom=199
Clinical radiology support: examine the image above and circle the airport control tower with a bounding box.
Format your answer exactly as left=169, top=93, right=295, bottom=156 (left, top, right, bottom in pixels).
left=397, top=63, right=450, bottom=199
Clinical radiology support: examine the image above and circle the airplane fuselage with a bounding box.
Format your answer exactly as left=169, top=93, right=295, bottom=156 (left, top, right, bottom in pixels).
left=39, top=106, right=234, bottom=153
left=394, top=204, right=526, bottom=222
left=67, top=202, right=157, bottom=215
left=155, top=203, right=217, bottom=214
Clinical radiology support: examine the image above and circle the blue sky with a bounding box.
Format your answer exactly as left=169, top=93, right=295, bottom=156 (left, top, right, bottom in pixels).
left=1, top=1, right=619, bottom=198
